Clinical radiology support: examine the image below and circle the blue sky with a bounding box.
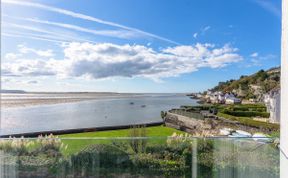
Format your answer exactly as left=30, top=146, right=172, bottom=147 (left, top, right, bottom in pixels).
left=1, top=0, right=281, bottom=93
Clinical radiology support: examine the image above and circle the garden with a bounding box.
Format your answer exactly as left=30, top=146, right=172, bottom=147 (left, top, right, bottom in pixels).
left=0, top=125, right=280, bottom=178
left=179, top=104, right=280, bottom=133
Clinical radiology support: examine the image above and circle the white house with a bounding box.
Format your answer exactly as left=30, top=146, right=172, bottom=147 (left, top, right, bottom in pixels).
left=217, top=94, right=225, bottom=104
left=225, top=97, right=242, bottom=104
left=264, top=88, right=280, bottom=123
left=224, top=93, right=234, bottom=100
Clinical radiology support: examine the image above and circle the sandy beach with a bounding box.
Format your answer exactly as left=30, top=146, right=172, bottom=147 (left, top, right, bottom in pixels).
left=0, top=92, right=149, bottom=108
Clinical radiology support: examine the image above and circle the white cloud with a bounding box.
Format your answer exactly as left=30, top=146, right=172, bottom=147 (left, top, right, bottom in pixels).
left=250, top=52, right=259, bottom=57
left=3, top=0, right=179, bottom=44
left=202, top=26, right=211, bottom=33
left=193, top=33, right=198, bottom=39
left=2, top=59, right=58, bottom=77
left=18, top=45, right=54, bottom=57
left=246, top=53, right=277, bottom=67
left=2, top=42, right=243, bottom=81
left=3, top=44, right=55, bottom=60
left=254, top=0, right=281, bottom=18
left=5, top=53, right=22, bottom=60
left=25, top=80, right=38, bottom=84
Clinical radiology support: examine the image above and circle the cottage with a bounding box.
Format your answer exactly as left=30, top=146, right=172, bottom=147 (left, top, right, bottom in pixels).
left=217, top=95, right=226, bottom=104
left=264, top=88, right=280, bottom=123
left=225, top=96, right=241, bottom=104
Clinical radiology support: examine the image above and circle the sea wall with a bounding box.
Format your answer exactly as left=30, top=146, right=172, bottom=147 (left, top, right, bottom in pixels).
left=0, top=121, right=163, bottom=138
left=163, top=112, right=212, bottom=134
left=164, top=111, right=275, bottom=135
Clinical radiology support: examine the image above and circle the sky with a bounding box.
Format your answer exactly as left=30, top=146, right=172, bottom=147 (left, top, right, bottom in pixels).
left=1, top=0, right=282, bottom=93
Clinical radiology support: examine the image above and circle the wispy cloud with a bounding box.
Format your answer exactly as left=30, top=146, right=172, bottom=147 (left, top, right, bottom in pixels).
left=254, top=0, right=281, bottom=18
left=2, top=32, right=68, bottom=43
left=3, top=22, right=97, bottom=43
left=193, top=33, right=198, bottom=39
left=201, top=26, right=211, bottom=34
left=246, top=52, right=277, bottom=67
left=250, top=52, right=259, bottom=57
left=3, top=0, right=180, bottom=45
left=7, top=16, right=140, bottom=39
left=193, top=26, right=211, bottom=39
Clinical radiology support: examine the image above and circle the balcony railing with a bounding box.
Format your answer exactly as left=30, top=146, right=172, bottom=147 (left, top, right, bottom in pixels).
left=0, top=136, right=280, bottom=178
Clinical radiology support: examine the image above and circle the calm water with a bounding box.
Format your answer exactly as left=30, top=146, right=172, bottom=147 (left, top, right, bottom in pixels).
left=0, top=94, right=197, bottom=135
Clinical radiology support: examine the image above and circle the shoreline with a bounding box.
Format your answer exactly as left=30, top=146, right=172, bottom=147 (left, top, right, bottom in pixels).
left=1, top=98, right=104, bottom=108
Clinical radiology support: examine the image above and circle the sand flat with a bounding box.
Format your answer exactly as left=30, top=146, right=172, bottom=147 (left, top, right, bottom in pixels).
left=0, top=92, right=146, bottom=108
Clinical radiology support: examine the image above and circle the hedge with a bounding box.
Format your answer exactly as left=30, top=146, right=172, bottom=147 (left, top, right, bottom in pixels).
left=217, top=112, right=279, bottom=131
left=71, top=144, right=131, bottom=171
left=222, top=110, right=270, bottom=118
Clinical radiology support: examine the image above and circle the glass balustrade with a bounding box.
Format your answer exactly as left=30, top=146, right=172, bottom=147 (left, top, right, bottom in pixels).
left=0, top=136, right=280, bottom=178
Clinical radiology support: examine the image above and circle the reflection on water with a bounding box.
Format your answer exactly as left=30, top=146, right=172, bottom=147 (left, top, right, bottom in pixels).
left=1, top=94, right=197, bottom=135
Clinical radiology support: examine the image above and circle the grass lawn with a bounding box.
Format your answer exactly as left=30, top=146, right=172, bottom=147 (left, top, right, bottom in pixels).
left=59, top=125, right=184, bottom=155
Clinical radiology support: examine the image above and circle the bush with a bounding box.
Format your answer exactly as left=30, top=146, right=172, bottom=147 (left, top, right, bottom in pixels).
left=0, top=138, right=32, bottom=155
left=128, top=126, right=147, bottom=153
left=222, top=110, right=270, bottom=118
left=35, top=134, right=66, bottom=156
left=217, top=112, right=279, bottom=131
left=71, top=144, right=131, bottom=170
left=131, top=153, right=185, bottom=177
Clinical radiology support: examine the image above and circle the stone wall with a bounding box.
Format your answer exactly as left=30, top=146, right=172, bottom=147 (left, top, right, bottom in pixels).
left=163, top=112, right=213, bottom=134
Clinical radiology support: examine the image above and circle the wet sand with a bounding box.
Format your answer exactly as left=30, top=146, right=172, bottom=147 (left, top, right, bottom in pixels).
left=1, top=92, right=148, bottom=108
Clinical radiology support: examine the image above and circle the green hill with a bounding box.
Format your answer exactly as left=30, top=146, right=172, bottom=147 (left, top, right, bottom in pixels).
left=211, top=67, right=280, bottom=100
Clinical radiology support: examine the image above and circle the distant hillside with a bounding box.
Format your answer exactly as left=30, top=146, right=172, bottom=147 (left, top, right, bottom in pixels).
left=0, top=89, right=26, bottom=93
left=211, top=67, right=280, bottom=100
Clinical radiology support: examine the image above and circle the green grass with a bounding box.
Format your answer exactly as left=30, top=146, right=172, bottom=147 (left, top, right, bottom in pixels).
left=59, top=125, right=184, bottom=155
left=217, top=112, right=279, bottom=131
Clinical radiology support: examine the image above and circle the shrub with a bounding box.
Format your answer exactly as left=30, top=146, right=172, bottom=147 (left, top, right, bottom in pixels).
left=0, top=137, right=34, bottom=155
left=217, top=112, right=279, bottom=131
left=128, top=125, right=147, bottom=153
left=222, top=110, right=270, bottom=118
left=35, top=134, right=66, bottom=157
left=71, top=144, right=131, bottom=173
left=131, top=153, right=185, bottom=177
left=161, top=111, right=167, bottom=119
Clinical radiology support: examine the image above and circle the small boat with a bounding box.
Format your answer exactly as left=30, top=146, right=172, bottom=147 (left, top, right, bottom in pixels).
left=129, top=102, right=134, bottom=105
left=141, top=105, right=146, bottom=108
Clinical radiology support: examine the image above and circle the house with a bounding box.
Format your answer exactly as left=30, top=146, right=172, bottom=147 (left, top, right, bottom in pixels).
left=210, top=95, right=219, bottom=104
left=217, top=95, right=226, bottom=104
left=225, top=93, right=242, bottom=104
left=205, top=91, right=241, bottom=104
left=225, top=97, right=241, bottom=104
left=264, top=88, right=280, bottom=123
left=224, top=93, right=234, bottom=100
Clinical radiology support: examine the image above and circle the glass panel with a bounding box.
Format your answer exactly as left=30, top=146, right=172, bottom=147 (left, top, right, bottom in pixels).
left=0, top=137, right=280, bottom=178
